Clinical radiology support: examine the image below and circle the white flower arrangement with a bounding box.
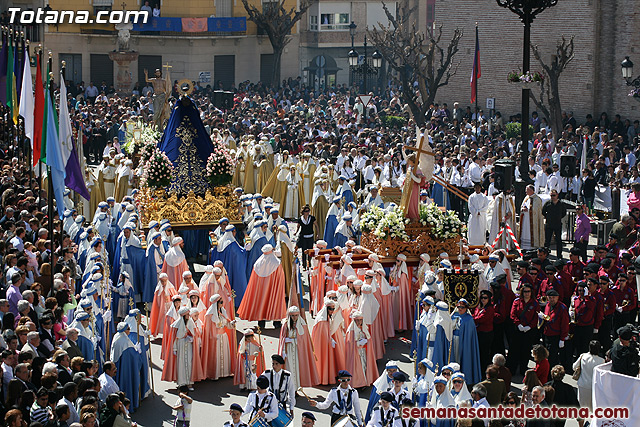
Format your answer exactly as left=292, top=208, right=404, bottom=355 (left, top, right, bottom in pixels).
left=361, top=205, right=409, bottom=241
left=419, top=203, right=465, bottom=239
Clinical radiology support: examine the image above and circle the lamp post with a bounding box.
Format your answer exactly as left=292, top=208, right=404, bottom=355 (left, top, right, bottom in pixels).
left=496, top=0, right=559, bottom=183
left=349, top=21, right=356, bottom=48
left=348, top=35, right=382, bottom=94
left=621, top=56, right=640, bottom=96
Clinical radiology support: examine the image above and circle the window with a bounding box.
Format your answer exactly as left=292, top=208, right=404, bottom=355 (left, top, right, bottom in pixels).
left=310, top=15, right=318, bottom=31
left=93, top=0, right=112, bottom=14
left=319, top=13, right=349, bottom=30
left=216, top=0, right=233, bottom=17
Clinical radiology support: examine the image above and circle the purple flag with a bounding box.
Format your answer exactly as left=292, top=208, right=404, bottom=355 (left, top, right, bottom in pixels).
left=64, top=141, right=90, bottom=201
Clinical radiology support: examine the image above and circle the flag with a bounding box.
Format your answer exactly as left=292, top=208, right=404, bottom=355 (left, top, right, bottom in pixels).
left=6, top=37, right=18, bottom=124
left=33, top=55, right=44, bottom=166
left=470, top=24, right=481, bottom=103
left=44, top=73, right=66, bottom=218
left=592, top=363, right=640, bottom=426
left=59, top=70, right=90, bottom=201
left=40, top=60, right=50, bottom=164
left=18, top=45, right=33, bottom=144
left=0, top=37, right=6, bottom=105
left=13, top=38, right=21, bottom=104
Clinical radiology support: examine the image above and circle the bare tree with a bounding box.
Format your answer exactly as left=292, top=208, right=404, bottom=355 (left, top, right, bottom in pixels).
left=241, top=0, right=311, bottom=87
left=368, top=1, right=462, bottom=126
left=530, top=36, right=575, bottom=139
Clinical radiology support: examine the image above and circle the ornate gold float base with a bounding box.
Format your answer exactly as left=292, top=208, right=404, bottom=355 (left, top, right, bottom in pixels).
left=136, top=186, right=240, bottom=228
left=360, top=223, right=460, bottom=259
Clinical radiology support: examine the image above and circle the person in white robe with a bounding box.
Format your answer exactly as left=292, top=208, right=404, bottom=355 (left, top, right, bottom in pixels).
left=172, top=306, right=195, bottom=388
left=488, top=191, right=516, bottom=250
left=467, top=183, right=490, bottom=246
left=518, top=184, right=545, bottom=250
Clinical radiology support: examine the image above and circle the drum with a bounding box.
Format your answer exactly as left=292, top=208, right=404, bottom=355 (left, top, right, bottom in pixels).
left=331, top=415, right=359, bottom=427
left=248, top=416, right=270, bottom=427
left=270, top=405, right=293, bottom=427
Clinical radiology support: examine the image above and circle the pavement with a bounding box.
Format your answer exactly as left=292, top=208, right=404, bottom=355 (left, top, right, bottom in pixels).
left=130, top=238, right=590, bottom=426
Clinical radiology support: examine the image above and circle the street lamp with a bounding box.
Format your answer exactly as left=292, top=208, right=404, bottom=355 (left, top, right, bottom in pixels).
left=348, top=35, right=381, bottom=94
left=496, top=0, right=559, bottom=187
left=349, top=21, right=357, bottom=48
left=621, top=56, right=640, bottom=95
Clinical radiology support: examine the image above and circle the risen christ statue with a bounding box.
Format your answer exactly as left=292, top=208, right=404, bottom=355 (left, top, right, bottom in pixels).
left=145, top=68, right=168, bottom=128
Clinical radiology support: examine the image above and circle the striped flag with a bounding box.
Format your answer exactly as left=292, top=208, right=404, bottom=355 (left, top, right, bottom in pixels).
left=44, top=70, right=66, bottom=217
left=59, top=70, right=90, bottom=201
left=18, top=45, right=33, bottom=144
left=33, top=55, right=44, bottom=166
left=470, top=24, right=481, bottom=103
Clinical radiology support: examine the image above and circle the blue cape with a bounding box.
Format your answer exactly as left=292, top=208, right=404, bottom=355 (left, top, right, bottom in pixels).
left=364, top=375, right=393, bottom=423
left=115, top=347, right=142, bottom=412
left=210, top=240, right=248, bottom=306
left=110, top=238, right=147, bottom=298
left=128, top=331, right=150, bottom=411
left=142, top=245, right=163, bottom=303
left=323, top=214, right=339, bottom=248
left=76, top=335, right=95, bottom=361
left=430, top=324, right=451, bottom=377
left=246, top=235, right=267, bottom=281
left=182, top=229, right=210, bottom=258
left=451, top=312, right=482, bottom=384
left=341, top=189, right=354, bottom=205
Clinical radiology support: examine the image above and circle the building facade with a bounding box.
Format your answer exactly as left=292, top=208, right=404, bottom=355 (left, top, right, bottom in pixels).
left=427, top=0, right=640, bottom=123
left=38, top=0, right=300, bottom=90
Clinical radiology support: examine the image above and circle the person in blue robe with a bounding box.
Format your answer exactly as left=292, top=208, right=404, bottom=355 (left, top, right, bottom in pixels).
left=450, top=299, right=482, bottom=385
left=266, top=208, right=288, bottom=246
left=111, top=322, right=142, bottom=412
left=245, top=221, right=268, bottom=281
left=110, top=225, right=146, bottom=299
left=430, top=302, right=453, bottom=376
left=364, top=361, right=400, bottom=423
left=323, top=197, right=342, bottom=248
left=112, top=272, right=135, bottom=322
left=124, top=310, right=150, bottom=411
left=160, top=223, right=173, bottom=252
left=336, top=176, right=354, bottom=205
left=430, top=165, right=451, bottom=209
left=414, top=296, right=436, bottom=369
left=414, top=358, right=435, bottom=415
left=69, top=311, right=97, bottom=362
left=333, top=214, right=354, bottom=248
left=142, top=232, right=164, bottom=303
left=211, top=225, right=248, bottom=306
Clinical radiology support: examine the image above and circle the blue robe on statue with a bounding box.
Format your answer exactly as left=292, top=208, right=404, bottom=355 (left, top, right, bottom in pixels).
left=114, top=347, right=142, bottom=412
left=142, top=244, right=163, bottom=303
left=450, top=312, right=482, bottom=384
left=159, top=96, right=213, bottom=197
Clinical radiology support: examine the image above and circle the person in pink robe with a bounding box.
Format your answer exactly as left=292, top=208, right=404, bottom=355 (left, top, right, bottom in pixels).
left=210, top=264, right=235, bottom=319
left=309, top=240, right=329, bottom=315
left=237, top=244, right=286, bottom=322
left=277, top=305, right=320, bottom=388
left=374, top=268, right=395, bottom=340
left=391, top=254, right=413, bottom=331
left=202, top=294, right=236, bottom=380
left=189, top=308, right=207, bottom=383
left=344, top=311, right=378, bottom=388
left=311, top=299, right=346, bottom=385
left=161, top=237, right=189, bottom=291
left=149, top=273, right=176, bottom=336
left=160, top=298, right=182, bottom=381
left=233, top=328, right=266, bottom=388
left=360, top=282, right=384, bottom=360
left=160, top=295, right=181, bottom=362
left=198, top=265, right=215, bottom=303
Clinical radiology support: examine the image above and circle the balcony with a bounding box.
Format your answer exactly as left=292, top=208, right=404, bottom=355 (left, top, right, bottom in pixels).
left=79, top=17, right=247, bottom=37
